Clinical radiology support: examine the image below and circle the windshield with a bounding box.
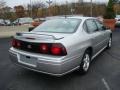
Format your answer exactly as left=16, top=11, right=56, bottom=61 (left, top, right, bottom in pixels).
left=116, top=15, right=120, bottom=18
left=32, top=18, right=81, bottom=33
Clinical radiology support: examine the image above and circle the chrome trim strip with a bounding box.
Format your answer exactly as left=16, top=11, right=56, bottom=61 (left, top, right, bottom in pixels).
left=92, top=46, right=107, bottom=60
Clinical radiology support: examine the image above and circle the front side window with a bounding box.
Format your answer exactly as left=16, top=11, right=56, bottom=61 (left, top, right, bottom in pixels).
left=32, top=19, right=81, bottom=33
left=85, top=19, right=98, bottom=33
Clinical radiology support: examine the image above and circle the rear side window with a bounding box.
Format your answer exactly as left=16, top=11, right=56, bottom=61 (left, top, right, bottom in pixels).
left=83, top=22, right=88, bottom=32
left=95, top=20, right=104, bottom=30
left=85, top=19, right=98, bottom=33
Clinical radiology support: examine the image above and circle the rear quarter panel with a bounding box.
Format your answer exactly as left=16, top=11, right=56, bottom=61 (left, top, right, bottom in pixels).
left=55, top=26, right=93, bottom=67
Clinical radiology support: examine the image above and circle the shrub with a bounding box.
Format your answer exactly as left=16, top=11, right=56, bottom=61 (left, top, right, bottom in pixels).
left=104, top=0, right=116, bottom=19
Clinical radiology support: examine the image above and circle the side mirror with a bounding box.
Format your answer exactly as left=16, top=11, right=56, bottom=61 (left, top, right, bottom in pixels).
left=29, top=27, right=35, bottom=32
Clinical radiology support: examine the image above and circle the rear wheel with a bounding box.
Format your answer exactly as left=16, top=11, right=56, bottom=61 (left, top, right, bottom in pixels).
left=79, top=50, right=91, bottom=74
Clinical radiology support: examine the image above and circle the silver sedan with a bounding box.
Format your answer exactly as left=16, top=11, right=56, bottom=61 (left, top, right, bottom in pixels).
left=9, top=16, right=112, bottom=76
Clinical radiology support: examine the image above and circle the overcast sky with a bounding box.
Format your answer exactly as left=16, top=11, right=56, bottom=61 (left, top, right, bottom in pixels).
left=5, top=0, right=108, bottom=8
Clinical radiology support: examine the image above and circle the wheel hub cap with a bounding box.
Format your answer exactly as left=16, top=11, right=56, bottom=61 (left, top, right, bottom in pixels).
left=109, top=38, right=112, bottom=47
left=83, top=54, right=90, bottom=71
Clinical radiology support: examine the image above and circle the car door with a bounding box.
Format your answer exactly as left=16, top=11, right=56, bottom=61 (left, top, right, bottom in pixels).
left=85, top=19, right=104, bottom=55
left=94, top=20, right=109, bottom=48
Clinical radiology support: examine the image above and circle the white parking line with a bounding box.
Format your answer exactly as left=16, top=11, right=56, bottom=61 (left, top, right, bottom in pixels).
left=102, top=78, right=111, bottom=90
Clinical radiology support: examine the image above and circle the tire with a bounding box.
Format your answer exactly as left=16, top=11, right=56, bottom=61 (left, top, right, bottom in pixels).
left=106, top=37, right=112, bottom=49
left=79, top=50, right=91, bottom=74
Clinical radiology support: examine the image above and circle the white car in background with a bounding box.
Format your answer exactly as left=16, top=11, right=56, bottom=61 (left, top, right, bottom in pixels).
left=0, top=19, right=5, bottom=26
left=115, top=15, right=120, bottom=27
left=13, top=17, right=33, bottom=26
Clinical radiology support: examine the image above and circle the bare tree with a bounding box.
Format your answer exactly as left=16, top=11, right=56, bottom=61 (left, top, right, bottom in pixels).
left=0, top=0, right=6, bottom=9
left=27, top=1, right=46, bottom=18
left=14, top=5, right=25, bottom=18
left=0, top=0, right=6, bottom=18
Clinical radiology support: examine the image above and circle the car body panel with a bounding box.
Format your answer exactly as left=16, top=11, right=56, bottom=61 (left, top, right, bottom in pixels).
left=9, top=16, right=112, bottom=76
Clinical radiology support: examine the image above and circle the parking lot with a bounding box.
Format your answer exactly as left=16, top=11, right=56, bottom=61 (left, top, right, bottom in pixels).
left=0, top=27, right=120, bottom=90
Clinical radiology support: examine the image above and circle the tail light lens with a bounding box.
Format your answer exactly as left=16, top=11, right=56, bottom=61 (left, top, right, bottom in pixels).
left=17, top=41, right=21, bottom=47
left=51, top=47, right=61, bottom=55
left=39, top=44, right=49, bottom=53
left=12, top=39, right=21, bottom=48
left=12, top=39, right=16, bottom=47
left=39, top=43, right=67, bottom=56
left=51, top=44, right=67, bottom=56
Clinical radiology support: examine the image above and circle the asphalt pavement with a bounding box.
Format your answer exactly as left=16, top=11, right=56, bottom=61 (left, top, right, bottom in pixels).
left=0, top=29, right=120, bottom=90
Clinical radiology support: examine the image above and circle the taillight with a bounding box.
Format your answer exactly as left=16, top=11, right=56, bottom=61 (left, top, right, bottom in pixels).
left=12, top=39, right=16, bottom=47
left=39, top=44, right=49, bottom=53
left=39, top=43, right=67, bottom=56
left=12, top=39, right=21, bottom=48
left=17, top=41, right=21, bottom=47
left=11, top=39, right=67, bottom=56
left=51, top=44, right=67, bottom=56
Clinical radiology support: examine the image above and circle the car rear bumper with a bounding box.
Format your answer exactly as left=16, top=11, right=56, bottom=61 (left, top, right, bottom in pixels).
left=9, top=48, right=81, bottom=76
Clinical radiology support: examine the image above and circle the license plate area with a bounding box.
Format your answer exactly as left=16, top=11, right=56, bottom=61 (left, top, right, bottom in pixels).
left=18, top=54, right=37, bottom=67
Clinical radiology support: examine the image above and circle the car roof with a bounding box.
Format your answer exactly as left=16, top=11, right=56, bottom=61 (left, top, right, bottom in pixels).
left=66, top=16, right=96, bottom=20
left=46, top=15, right=96, bottom=21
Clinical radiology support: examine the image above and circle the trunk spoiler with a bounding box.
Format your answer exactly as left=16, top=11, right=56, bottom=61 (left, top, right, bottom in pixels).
left=16, top=32, right=64, bottom=40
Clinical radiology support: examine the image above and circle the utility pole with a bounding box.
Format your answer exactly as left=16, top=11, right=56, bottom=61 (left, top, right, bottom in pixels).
left=46, top=0, right=53, bottom=16
left=90, top=0, right=93, bottom=17
left=65, top=0, right=68, bottom=17
left=30, top=0, right=32, bottom=17
left=79, top=0, right=83, bottom=4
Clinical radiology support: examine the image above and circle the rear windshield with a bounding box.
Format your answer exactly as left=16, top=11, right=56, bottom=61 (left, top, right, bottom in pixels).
left=32, top=19, right=81, bottom=33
